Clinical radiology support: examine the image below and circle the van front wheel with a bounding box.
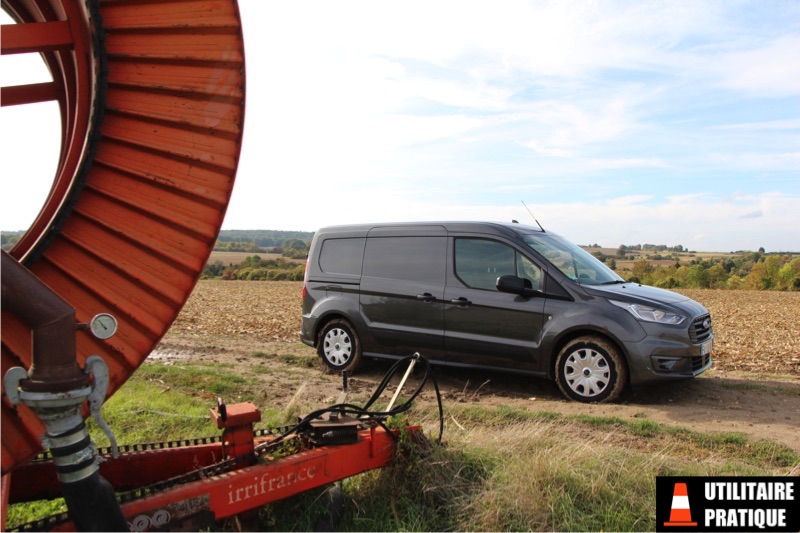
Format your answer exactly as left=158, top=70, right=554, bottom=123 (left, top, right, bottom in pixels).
left=555, top=336, right=627, bottom=403
left=317, top=319, right=362, bottom=372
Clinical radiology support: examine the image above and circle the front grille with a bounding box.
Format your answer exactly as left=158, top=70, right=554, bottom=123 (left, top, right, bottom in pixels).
left=691, top=353, right=711, bottom=372
left=689, top=314, right=712, bottom=343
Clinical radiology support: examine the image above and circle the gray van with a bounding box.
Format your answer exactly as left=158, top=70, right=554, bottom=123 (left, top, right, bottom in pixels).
left=300, top=222, right=713, bottom=402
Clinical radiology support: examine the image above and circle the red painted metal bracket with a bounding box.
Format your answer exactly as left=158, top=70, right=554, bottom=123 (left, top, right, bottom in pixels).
left=3, top=400, right=417, bottom=531
left=0, top=21, right=73, bottom=54
left=38, top=426, right=406, bottom=531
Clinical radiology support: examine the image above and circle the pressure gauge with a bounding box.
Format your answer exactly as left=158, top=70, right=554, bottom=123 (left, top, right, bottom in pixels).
left=90, top=313, right=118, bottom=340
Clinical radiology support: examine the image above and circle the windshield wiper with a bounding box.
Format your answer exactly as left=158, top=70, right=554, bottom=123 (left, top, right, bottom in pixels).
left=600, top=280, right=627, bottom=285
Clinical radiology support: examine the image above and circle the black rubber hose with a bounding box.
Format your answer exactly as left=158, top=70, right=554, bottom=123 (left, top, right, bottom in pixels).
left=314, top=482, right=345, bottom=532
left=61, top=472, right=128, bottom=532
left=259, top=354, right=445, bottom=454
left=48, top=421, right=128, bottom=531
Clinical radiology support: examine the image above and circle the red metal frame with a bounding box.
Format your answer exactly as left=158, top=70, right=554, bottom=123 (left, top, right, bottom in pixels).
left=3, top=402, right=412, bottom=531
left=2, top=0, right=246, bottom=476
left=212, top=401, right=263, bottom=461
left=1, top=0, right=98, bottom=259
left=115, top=426, right=401, bottom=531
left=0, top=1, right=414, bottom=529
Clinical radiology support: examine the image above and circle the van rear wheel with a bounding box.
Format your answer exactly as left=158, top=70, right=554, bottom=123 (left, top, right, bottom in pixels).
left=318, top=319, right=362, bottom=372
left=555, top=336, right=627, bottom=403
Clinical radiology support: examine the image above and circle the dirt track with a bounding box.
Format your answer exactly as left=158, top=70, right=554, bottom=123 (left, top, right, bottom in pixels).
left=156, top=281, right=800, bottom=451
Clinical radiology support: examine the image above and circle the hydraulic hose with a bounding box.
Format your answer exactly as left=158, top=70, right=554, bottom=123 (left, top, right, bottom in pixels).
left=253, top=353, right=445, bottom=460
left=1, top=251, right=128, bottom=531
left=48, top=422, right=127, bottom=531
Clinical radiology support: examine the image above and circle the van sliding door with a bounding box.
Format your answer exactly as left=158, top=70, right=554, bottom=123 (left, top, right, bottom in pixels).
left=359, top=235, right=446, bottom=362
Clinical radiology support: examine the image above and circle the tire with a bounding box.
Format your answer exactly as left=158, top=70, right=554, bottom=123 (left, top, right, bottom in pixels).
left=555, top=336, right=627, bottom=403
left=317, top=319, right=362, bottom=372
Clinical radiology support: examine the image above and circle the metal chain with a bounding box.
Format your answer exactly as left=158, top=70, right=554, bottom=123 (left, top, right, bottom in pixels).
left=8, top=426, right=298, bottom=532
left=30, top=427, right=289, bottom=462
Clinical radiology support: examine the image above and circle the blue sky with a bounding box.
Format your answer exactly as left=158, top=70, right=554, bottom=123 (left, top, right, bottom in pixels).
left=2, top=1, right=799, bottom=252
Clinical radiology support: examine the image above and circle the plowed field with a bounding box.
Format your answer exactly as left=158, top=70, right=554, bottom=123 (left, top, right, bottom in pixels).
left=170, top=282, right=800, bottom=375
left=159, top=282, right=800, bottom=451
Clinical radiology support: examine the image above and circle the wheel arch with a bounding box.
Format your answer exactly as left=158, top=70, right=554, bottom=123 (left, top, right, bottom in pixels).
left=547, top=328, right=630, bottom=382
left=312, top=312, right=352, bottom=346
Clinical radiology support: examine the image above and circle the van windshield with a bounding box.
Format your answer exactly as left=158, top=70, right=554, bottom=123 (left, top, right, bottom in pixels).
left=522, top=234, right=625, bottom=285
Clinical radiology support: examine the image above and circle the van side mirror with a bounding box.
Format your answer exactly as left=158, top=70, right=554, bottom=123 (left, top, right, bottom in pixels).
left=496, top=275, right=539, bottom=297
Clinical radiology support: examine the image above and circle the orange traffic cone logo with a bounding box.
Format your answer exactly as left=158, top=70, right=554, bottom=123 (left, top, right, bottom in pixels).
left=663, top=482, right=697, bottom=527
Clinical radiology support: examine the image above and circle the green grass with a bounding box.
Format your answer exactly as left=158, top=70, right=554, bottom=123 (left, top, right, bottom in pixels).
left=88, top=361, right=288, bottom=447
left=261, top=404, right=798, bottom=532
left=7, top=363, right=799, bottom=531
left=4, top=498, right=68, bottom=531
left=6, top=361, right=290, bottom=530
left=134, top=363, right=253, bottom=400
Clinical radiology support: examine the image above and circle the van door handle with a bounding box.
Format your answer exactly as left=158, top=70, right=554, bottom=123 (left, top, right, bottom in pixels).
left=416, top=293, right=436, bottom=302
left=450, top=297, right=472, bottom=306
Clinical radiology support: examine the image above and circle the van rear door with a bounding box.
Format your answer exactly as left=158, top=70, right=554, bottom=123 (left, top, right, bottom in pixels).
left=359, top=227, right=446, bottom=361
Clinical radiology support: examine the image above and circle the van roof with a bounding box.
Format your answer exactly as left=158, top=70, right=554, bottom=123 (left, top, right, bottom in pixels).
left=314, top=221, right=549, bottom=239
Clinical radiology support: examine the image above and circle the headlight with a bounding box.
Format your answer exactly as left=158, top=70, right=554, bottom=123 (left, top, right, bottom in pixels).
left=609, top=300, right=686, bottom=325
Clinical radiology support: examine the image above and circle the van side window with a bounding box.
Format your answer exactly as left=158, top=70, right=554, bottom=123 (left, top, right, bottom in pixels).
left=455, top=239, right=514, bottom=290
left=517, top=254, right=542, bottom=291
left=319, top=238, right=366, bottom=275
left=363, top=237, right=445, bottom=284
left=455, top=239, right=541, bottom=291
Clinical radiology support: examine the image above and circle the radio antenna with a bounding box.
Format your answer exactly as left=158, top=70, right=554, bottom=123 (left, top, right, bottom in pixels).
left=521, top=201, right=545, bottom=232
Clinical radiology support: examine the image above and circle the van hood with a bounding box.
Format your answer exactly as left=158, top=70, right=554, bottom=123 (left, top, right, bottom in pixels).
left=583, top=282, right=687, bottom=304
left=582, top=282, right=707, bottom=317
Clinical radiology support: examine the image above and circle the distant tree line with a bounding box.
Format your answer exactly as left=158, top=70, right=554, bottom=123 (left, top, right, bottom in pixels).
left=203, top=254, right=305, bottom=281
left=9, top=225, right=794, bottom=290
left=619, top=252, right=800, bottom=291
left=215, top=229, right=313, bottom=248
left=213, top=240, right=266, bottom=253
left=213, top=230, right=312, bottom=259
left=618, top=244, right=686, bottom=253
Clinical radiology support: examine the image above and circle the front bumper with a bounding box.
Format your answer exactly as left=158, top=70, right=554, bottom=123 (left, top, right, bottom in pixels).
left=625, top=322, right=714, bottom=386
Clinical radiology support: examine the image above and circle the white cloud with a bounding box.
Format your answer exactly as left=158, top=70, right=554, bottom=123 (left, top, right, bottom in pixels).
left=3, top=2, right=798, bottom=253
left=713, top=35, right=800, bottom=97
left=534, top=192, right=800, bottom=252
left=708, top=151, right=800, bottom=171
left=711, top=119, right=800, bottom=131
left=588, top=157, right=668, bottom=170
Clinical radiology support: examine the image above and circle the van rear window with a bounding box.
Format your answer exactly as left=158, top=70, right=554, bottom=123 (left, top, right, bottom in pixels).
left=318, top=238, right=365, bottom=275
left=363, top=237, right=445, bottom=284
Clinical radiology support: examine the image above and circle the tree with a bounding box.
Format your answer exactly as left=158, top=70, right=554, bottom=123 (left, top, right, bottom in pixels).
left=727, top=274, right=744, bottom=290
left=764, top=255, right=783, bottom=282
left=202, top=260, right=226, bottom=279
left=632, top=260, right=654, bottom=283
left=707, top=264, right=728, bottom=288
left=282, top=238, right=307, bottom=250
left=777, top=258, right=800, bottom=290
left=744, top=262, right=769, bottom=290
left=686, top=264, right=710, bottom=288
